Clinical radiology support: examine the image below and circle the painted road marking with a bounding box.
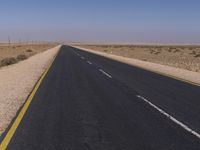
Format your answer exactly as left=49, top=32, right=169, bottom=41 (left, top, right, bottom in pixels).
left=87, top=61, right=92, bottom=65
left=0, top=52, right=58, bottom=150
left=136, top=95, right=200, bottom=140
left=99, top=69, right=112, bottom=78
left=71, top=46, right=200, bottom=87
left=73, top=51, right=79, bottom=56
left=81, top=57, right=85, bottom=60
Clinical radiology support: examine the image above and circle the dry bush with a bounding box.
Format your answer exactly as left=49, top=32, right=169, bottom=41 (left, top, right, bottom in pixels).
left=194, top=54, right=200, bottom=58
left=190, top=51, right=196, bottom=55
left=189, top=47, right=194, bottom=50
left=113, top=45, right=122, bottom=48
left=173, top=49, right=181, bottom=53
left=1, top=57, right=18, bottom=66
left=154, top=51, right=161, bottom=55
left=26, top=49, right=33, bottom=52
left=17, top=54, right=28, bottom=61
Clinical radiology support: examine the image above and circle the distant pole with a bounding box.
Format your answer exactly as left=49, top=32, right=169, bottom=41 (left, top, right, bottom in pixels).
left=8, top=36, right=11, bottom=45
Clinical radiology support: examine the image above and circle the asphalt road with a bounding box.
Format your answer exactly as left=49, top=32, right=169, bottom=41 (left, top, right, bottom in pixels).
left=3, top=45, right=200, bottom=149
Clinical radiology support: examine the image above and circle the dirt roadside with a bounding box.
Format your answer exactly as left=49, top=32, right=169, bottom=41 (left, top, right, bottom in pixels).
left=0, top=43, right=58, bottom=67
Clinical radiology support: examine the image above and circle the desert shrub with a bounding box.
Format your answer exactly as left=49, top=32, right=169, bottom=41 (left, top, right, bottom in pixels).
left=168, top=47, right=176, bottom=52
left=149, top=50, right=155, bottom=54
left=113, top=45, right=122, bottom=48
left=189, top=47, right=193, bottom=50
left=194, top=54, right=200, bottom=58
left=101, top=45, right=109, bottom=48
left=17, top=54, right=28, bottom=61
left=190, top=51, right=196, bottom=55
left=154, top=51, right=161, bottom=55
left=173, top=49, right=181, bottom=53
left=26, top=49, right=33, bottom=52
left=1, top=57, right=18, bottom=66
left=142, top=58, right=147, bottom=61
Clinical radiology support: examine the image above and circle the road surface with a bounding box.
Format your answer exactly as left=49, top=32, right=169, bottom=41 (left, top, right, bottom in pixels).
left=1, top=45, right=200, bottom=149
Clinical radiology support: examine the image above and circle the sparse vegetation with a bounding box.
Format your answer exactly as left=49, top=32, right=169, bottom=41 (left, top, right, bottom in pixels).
left=0, top=43, right=58, bottom=68
left=194, top=54, right=200, bottom=58
left=1, top=57, right=18, bottom=66
left=173, top=49, right=181, bottom=53
left=26, top=49, right=33, bottom=52
left=17, top=54, right=28, bottom=61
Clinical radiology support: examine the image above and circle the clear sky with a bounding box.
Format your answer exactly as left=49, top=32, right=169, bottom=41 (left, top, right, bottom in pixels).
left=0, top=0, right=200, bottom=44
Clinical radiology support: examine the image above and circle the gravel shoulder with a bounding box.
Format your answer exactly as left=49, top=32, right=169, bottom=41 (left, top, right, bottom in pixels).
left=73, top=46, right=200, bottom=86
left=0, top=45, right=61, bottom=136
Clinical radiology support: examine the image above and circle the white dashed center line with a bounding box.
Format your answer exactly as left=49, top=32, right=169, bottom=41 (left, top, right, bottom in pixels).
left=81, top=57, right=85, bottom=60
left=99, top=69, right=112, bottom=78
left=87, top=61, right=92, bottom=65
left=73, top=51, right=79, bottom=55
left=136, top=95, right=200, bottom=139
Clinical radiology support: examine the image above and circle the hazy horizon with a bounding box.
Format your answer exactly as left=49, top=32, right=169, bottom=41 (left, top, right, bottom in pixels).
left=1, top=0, right=200, bottom=44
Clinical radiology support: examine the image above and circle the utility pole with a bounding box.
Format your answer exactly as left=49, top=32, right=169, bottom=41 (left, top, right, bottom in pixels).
left=8, top=36, right=11, bottom=46
left=18, top=38, right=21, bottom=44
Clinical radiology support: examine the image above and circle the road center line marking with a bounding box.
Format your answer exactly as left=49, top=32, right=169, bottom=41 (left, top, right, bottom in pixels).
left=87, top=61, right=92, bottom=65
left=136, top=95, right=200, bottom=140
left=73, top=51, right=79, bottom=56
left=99, top=69, right=112, bottom=78
left=81, top=57, right=85, bottom=60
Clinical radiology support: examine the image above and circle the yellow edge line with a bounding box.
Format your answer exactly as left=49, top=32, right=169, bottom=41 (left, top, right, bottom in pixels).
left=0, top=51, right=58, bottom=150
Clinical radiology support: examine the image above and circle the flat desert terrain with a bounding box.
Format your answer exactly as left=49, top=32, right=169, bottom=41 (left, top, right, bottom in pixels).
left=0, top=43, right=58, bottom=67
left=77, top=45, right=200, bottom=73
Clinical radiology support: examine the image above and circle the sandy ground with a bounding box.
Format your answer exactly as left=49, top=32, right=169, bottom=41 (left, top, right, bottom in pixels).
left=73, top=46, right=200, bottom=86
left=78, top=45, right=200, bottom=73
left=0, top=43, right=58, bottom=67
left=0, top=45, right=61, bottom=136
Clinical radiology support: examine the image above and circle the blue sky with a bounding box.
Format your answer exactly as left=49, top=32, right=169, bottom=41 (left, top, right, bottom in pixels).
left=0, top=0, right=200, bottom=44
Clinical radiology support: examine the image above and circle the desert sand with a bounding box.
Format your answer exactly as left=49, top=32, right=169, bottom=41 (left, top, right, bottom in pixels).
left=0, top=43, right=58, bottom=67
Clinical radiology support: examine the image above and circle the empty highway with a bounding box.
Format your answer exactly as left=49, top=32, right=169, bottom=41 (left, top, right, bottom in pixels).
left=1, top=45, right=200, bottom=150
